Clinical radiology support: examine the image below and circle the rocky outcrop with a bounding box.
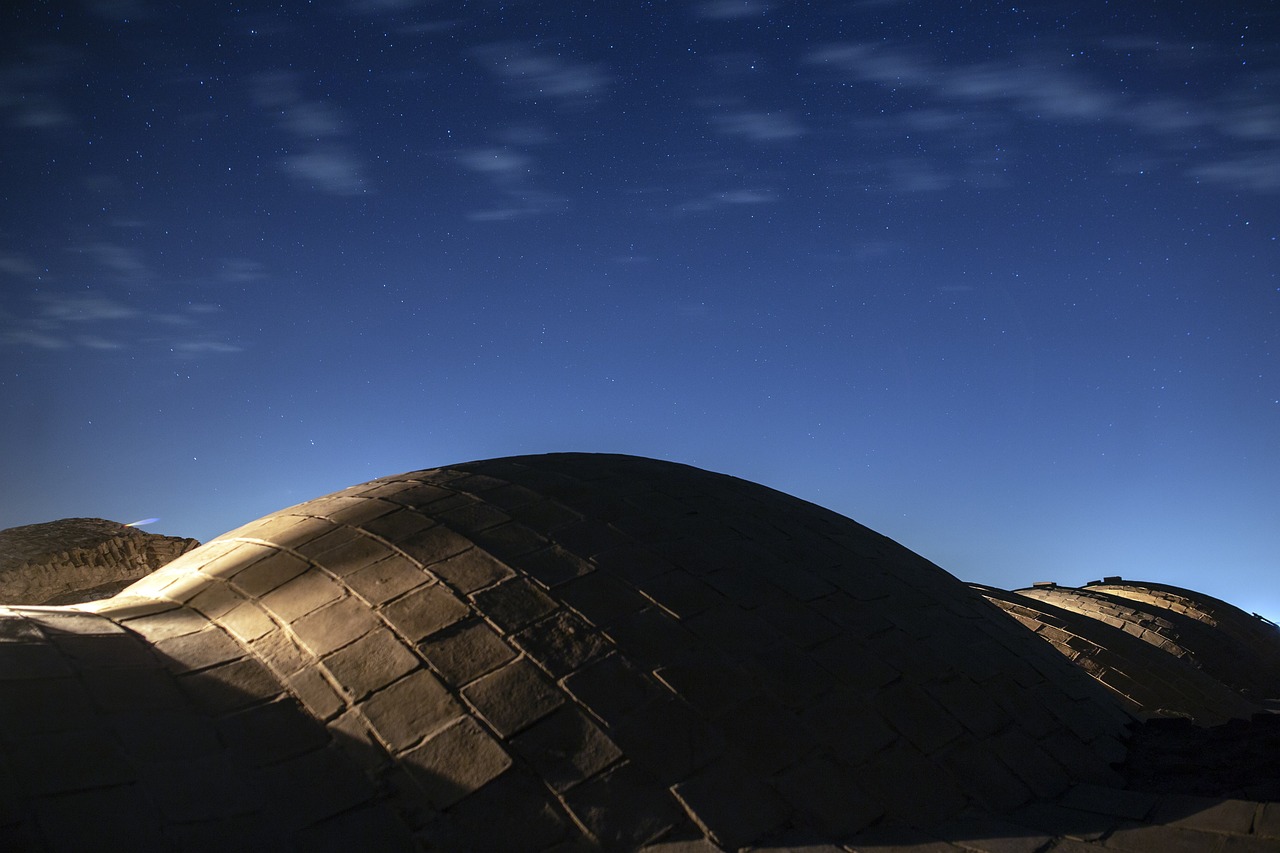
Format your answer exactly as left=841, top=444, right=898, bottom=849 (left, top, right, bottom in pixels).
left=0, top=517, right=200, bottom=604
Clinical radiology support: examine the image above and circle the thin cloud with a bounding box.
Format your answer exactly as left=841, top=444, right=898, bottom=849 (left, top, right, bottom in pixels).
left=37, top=293, right=137, bottom=323
left=1190, top=152, right=1280, bottom=192
left=282, top=149, right=368, bottom=196
left=465, top=189, right=564, bottom=223
left=714, top=111, right=804, bottom=141
left=474, top=42, right=610, bottom=105
left=0, top=43, right=77, bottom=133
left=676, top=187, right=776, bottom=213
left=254, top=72, right=370, bottom=195
left=457, top=147, right=531, bottom=177
left=695, top=0, right=775, bottom=19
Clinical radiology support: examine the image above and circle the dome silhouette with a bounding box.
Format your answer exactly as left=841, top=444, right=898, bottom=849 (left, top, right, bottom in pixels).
left=0, top=453, right=1275, bottom=850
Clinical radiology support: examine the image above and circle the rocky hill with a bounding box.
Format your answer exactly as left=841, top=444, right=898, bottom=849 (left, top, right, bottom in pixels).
left=0, top=517, right=200, bottom=604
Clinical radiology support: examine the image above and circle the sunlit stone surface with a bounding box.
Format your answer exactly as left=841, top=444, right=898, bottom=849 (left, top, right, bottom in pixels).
left=1, top=453, right=1276, bottom=850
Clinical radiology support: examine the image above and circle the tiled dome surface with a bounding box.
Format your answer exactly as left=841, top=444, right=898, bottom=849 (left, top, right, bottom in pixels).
left=1, top=453, right=1276, bottom=851
left=1085, top=581, right=1280, bottom=702
left=975, top=584, right=1261, bottom=725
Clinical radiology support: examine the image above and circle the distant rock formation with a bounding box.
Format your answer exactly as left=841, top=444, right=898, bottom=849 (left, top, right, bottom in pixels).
left=0, top=517, right=199, bottom=604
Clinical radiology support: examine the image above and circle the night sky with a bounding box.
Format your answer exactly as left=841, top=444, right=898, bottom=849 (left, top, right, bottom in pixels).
left=3, top=2, right=1277, bottom=619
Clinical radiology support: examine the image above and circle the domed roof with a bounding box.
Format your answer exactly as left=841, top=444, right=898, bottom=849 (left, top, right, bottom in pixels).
left=1084, top=580, right=1280, bottom=701
left=0, top=454, right=1273, bottom=850
left=975, top=584, right=1261, bottom=725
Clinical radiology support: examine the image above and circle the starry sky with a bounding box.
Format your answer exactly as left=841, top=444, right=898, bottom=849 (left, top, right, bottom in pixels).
left=3, top=1, right=1278, bottom=620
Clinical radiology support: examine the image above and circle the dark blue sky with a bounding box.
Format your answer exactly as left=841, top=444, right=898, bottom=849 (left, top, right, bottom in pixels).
left=3, top=1, right=1277, bottom=619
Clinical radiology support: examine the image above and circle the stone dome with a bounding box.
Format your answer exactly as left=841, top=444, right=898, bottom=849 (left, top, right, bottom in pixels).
left=0, top=453, right=1275, bottom=851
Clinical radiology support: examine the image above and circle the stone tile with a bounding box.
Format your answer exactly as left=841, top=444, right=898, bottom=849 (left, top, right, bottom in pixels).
left=395, top=525, right=472, bottom=568
left=249, top=628, right=313, bottom=676
left=154, top=571, right=213, bottom=604
left=359, top=669, right=463, bottom=752
left=462, top=657, right=564, bottom=737
left=634, top=571, right=725, bottom=621
left=513, top=610, right=609, bottom=677
left=1003, top=801, right=1117, bottom=842
left=342, top=556, right=429, bottom=605
left=558, top=570, right=650, bottom=627
left=186, top=581, right=246, bottom=620
left=775, top=755, right=884, bottom=839
left=748, top=644, right=832, bottom=711
left=1257, top=802, right=1280, bottom=839
left=936, top=736, right=1034, bottom=813
left=154, top=625, right=246, bottom=673
left=218, top=697, right=331, bottom=767
left=317, top=496, right=400, bottom=526
left=316, top=533, right=407, bottom=577
left=15, top=728, right=136, bottom=794
left=0, top=641, right=69, bottom=681
left=290, top=596, right=380, bottom=657
left=83, top=597, right=181, bottom=621
left=0, top=612, right=42, bottom=642
left=446, top=472, right=509, bottom=493
left=923, top=675, right=1014, bottom=738
left=33, top=785, right=165, bottom=851
left=293, top=802, right=417, bottom=853
left=561, top=652, right=663, bottom=724
left=436, top=501, right=512, bottom=534
left=108, top=708, right=222, bottom=765
left=926, top=815, right=1053, bottom=853
left=260, top=744, right=376, bottom=831
left=471, top=577, right=558, bottom=633
left=122, top=606, right=210, bottom=642
left=23, top=611, right=124, bottom=636
left=380, top=583, right=471, bottom=641
left=81, top=664, right=187, bottom=711
left=179, top=657, right=283, bottom=714
left=1058, top=784, right=1158, bottom=821
left=0, top=676, right=96, bottom=733
left=860, top=741, right=967, bottom=825
left=766, top=565, right=839, bottom=602
left=285, top=665, right=346, bottom=720
left=400, top=716, right=513, bottom=810
left=510, top=545, right=595, bottom=588
left=561, top=761, right=686, bottom=849
left=591, top=544, right=677, bottom=584
left=990, top=729, right=1072, bottom=800
left=654, top=661, right=756, bottom=717
left=1148, top=795, right=1259, bottom=835
left=414, top=768, right=570, bottom=853
left=551, top=519, right=631, bottom=558
left=430, top=548, right=516, bottom=593
left=47, top=632, right=156, bottom=669
left=322, top=628, right=420, bottom=700
left=671, top=758, right=790, bottom=850
left=217, top=601, right=277, bottom=642
left=874, top=679, right=965, bottom=754
left=328, top=708, right=393, bottom=773
left=750, top=598, right=843, bottom=649
left=683, top=605, right=785, bottom=657
left=358, top=508, right=436, bottom=543
left=1101, top=821, right=1228, bottom=853
left=468, top=521, right=551, bottom=562
left=230, top=550, right=312, bottom=597
left=259, top=570, right=345, bottom=622
left=475, top=482, right=543, bottom=510
left=505, top=498, right=581, bottom=531
left=611, top=695, right=723, bottom=785
left=602, top=607, right=700, bottom=670
left=509, top=705, right=623, bottom=792
left=801, top=686, right=898, bottom=765
left=419, top=619, right=516, bottom=686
